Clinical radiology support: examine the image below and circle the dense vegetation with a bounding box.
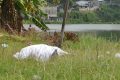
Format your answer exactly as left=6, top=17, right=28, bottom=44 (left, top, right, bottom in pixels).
left=57, top=5, right=120, bottom=24
left=0, top=0, right=48, bottom=34
left=45, top=0, right=120, bottom=24
left=1, top=30, right=120, bottom=80
left=0, top=0, right=120, bottom=80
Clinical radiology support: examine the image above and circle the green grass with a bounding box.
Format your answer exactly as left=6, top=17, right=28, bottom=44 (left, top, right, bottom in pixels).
left=0, top=31, right=120, bottom=80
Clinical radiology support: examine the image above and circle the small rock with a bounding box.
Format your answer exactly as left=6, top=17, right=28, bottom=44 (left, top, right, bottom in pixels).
left=98, top=55, right=104, bottom=59
left=106, top=51, right=110, bottom=55
left=1, top=43, right=8, bottom=48
left=32, top=75, right=41, bottom=80
left=115, top=53, right=120, bottom=58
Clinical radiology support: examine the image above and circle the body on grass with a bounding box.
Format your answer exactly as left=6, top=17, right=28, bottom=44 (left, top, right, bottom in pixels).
left=13, top=44, right=68, bottom=61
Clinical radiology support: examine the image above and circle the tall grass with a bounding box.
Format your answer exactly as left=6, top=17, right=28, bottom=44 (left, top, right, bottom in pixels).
left=0, top=31, right=120, bottom=80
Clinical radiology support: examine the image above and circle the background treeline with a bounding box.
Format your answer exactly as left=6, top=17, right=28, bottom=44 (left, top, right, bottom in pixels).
left=57, top=5, right=120, bottom=24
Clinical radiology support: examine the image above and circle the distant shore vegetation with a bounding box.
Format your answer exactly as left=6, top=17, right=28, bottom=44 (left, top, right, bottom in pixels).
left=24, top=5, right=120, bottom=24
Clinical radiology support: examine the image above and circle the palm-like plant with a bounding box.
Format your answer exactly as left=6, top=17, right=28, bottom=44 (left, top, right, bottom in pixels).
left=0, top=0, right=49, bottom=33
left=15, top=0, right=49, bottom=31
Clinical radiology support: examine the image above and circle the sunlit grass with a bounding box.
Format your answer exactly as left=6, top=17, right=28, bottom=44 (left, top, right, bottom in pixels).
left=0, top=31, right=120, bottom=80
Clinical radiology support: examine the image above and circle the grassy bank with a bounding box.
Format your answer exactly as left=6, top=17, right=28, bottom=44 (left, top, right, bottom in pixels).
left=0, top=31, right=120, bottom=80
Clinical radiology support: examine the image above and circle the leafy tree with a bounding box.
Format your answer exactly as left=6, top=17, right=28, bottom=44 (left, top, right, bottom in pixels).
left=0, top=0, right=48, bottom=34
left=83, top=12, right=99, bottom=23
left=15, top=0, right=49, bottom=31
left=96, top=4, right=120, bottom=23
left=46, top=0, right=77, bottom=8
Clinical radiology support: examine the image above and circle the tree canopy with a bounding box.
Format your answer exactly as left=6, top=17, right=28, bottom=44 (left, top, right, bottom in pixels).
left=0, top=0, right=49, bottom=34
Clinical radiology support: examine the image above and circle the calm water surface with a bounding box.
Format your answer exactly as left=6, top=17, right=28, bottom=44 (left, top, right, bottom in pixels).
left=24, top=24, right=120, bottom=32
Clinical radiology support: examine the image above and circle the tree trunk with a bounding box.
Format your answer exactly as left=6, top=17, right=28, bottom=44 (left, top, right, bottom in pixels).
left=16, top=11, right=23, bottom=34
left=1, top=0, right=22, bottom=34
left=59, top=0, right=69, bottom=48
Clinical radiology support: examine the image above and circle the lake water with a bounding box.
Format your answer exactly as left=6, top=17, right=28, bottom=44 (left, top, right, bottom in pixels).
left=24, top=24, right=120, bottom=32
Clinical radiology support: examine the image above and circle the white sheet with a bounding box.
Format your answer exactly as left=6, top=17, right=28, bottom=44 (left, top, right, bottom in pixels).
left=13, top=44, right=68, bottom=61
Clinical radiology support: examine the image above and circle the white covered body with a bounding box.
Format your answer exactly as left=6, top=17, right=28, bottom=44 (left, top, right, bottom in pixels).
left=13, top=44, right=68, bottom=61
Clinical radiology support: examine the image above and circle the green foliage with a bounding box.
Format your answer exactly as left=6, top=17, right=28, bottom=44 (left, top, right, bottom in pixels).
left=46, top=0, right=78, bottom=9
left=1, top=31, right=120, bottom=80
left=15, top=0, right=49, bottom=31
left=57, top=11, right=99, bottom=24
left=56, top=4, right=120, bottom=24
left=32, top=18, right=49, bottom=31
left=96, top=5, right=120, bottom=23
left=83, top=12, right=99, bottom=22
